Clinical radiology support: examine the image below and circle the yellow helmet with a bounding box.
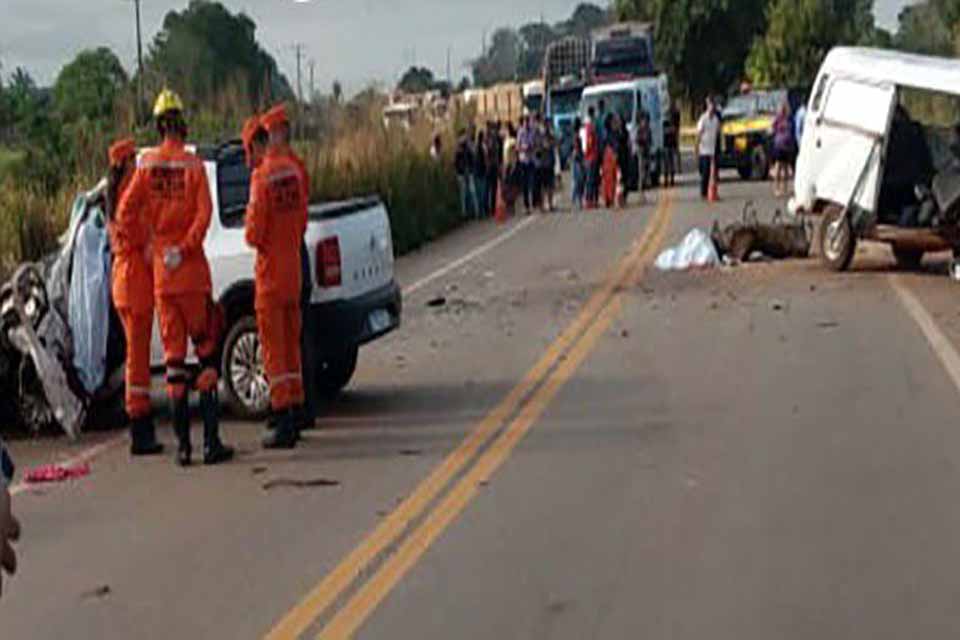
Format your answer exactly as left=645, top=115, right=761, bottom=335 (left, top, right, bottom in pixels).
left=153, top=89, right=184, bottom=118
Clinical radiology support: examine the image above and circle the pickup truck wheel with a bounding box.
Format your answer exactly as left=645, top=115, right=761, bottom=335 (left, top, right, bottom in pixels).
left=316, top=347, right=358, bottom=398
left=221, top=316, right=270, bottom=419
left=820, top=205, right=856, bottom=272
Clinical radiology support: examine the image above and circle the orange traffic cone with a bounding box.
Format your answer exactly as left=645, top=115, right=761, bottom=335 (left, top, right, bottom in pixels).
left=494, top=182, right=508, bottom=225
left=708, top=158, right=719, bottom=202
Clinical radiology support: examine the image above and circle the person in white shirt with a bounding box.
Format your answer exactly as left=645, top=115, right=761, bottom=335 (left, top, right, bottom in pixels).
left=695, top=96, right=721, bottom=199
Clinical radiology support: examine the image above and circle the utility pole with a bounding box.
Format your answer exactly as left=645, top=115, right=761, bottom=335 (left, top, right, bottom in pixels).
left=292, top=43, right=305, bottom=105
left=133, top=0, right=144, bottom=122
left=446, top=46, right=451, bottom=86
left=308, top=59, right=315, bottom=102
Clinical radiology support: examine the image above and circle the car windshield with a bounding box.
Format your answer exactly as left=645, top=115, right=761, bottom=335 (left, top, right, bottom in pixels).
left=582, top=90, right=634, bottom=125
left=723, top=95, right=757, bottom=119
left=550, top=88, right=582, bottom=116
left=756, top=90, right=787, bottom=114
left=525, top=93, right=544, bottom=114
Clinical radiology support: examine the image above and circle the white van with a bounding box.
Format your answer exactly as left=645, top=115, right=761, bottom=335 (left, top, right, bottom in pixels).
left=790, top=47, right=960, bottom=272
left=581, top=74, right=670, bottom=186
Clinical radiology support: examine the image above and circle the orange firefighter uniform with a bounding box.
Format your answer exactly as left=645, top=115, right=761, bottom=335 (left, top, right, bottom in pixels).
left=116, top=137, right=220, bottom=402
left=242, top=114, right=266, bottom=170
left=107, top=139, right=154, bottom=420
left=245, top=143, right=308, bottom=414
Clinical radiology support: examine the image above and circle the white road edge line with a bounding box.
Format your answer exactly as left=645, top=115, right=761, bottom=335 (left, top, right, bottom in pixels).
left=890, top=275, right=960, bottom=393
left=9, top=217, right=538, bottom=497
left=402, top=216, right=537, bottom=297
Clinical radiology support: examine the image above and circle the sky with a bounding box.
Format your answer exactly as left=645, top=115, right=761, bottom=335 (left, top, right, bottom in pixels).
left=0, top=0, right=918, bottom=95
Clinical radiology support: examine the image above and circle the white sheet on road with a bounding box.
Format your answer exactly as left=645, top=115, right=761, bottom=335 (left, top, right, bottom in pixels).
left=655, top=228, right=720, bottom=271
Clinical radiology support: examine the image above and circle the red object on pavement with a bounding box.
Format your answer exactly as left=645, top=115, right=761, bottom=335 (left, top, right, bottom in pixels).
left=24, top=463, right=91, bottom=484
left=495, top=182, right=508, bottom=224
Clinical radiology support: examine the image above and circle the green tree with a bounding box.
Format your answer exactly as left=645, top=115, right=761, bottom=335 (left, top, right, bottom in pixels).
left=896, top=2, right=953, bottom=55
left=472, top=28, right=522, bottom=86
left=518, top=22, right=559, bottom=78
left=332, top=80, right=343, bottom=104
left=52, top=47, right=128, bottom=124
left=558, top=3, right=609, bottom=37
left=397, top=66, right=437, bottom=93
left=746, top=0, right=876, bottom=87
left=146, top=0, right=292, bottom=108
left=612, top=0, right=657, bottom=21
left=654, top=0, right=771, bottom=108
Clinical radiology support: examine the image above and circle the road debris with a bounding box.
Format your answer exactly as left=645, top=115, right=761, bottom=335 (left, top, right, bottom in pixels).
left=80, top=585, right=111, bottom=601
left=399, top=448, right=422, bottom=457
left=770, top=299, right=787, bottom=312
left=24, top=462, right=90, bottom=484
left=251, top=466, right=268, bottom=476
left=262, top=477, right=341, bottom=491
left=712, top=202, right=811, bottom=263
left=817, top=320, right=840, bottom=329
left=427, top=296, right=447, bottom=308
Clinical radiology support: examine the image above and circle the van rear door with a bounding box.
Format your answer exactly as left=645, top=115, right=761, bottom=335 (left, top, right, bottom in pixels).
left=804, top=76, right=896, bottom=213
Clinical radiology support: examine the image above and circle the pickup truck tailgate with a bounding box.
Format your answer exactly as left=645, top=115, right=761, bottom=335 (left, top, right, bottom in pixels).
left=306, top=197, right=394, bottom=304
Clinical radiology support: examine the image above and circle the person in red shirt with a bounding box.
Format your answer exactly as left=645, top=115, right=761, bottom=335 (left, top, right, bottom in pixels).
left=117, top=89, right=234, bottom=467
left=106, top=138, right=163, bottom=457
left=245, top=106, right=309, bottom=449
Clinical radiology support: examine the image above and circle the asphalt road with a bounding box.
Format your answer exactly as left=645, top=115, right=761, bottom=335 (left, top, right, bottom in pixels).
left=6, top=169, right=960, bottom=639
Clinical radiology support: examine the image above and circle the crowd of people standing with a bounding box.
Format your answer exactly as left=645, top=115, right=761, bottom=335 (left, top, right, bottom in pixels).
left=452, top=100, right=686, bottom=216
left=453, top=113, right=561, bottom=219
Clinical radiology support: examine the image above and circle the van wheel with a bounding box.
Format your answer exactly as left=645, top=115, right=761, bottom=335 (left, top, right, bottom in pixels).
left=221, top=316, right=270, bottom=419
left=316, top=347, right=358, bottom=399
left=750, top=146, right=769, bottom=180
left=820, top=205, right=856, bottom=272
left=893, top=247, right=924, bottom=270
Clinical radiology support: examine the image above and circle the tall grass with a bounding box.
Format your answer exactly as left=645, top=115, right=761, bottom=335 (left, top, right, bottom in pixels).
left=304, top=109, right=462, bottom=254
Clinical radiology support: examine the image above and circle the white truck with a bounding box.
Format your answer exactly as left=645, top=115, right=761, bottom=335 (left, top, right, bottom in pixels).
left=151, top=142, right=402, bottom=418
left=580, top=74, right=670, bottom=186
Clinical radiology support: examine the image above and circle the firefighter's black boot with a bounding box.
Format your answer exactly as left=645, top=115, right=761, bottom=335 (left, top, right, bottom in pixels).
left=292, top=404, right=313, bottom=434
left=262, top=408, right=298, bottom=450
left=201, top=390, right=234, bottom=465
left=289, top=405, right=307, bottom=442
left=171, top=395, right=192, bottom=467
left=130, top=415, right=164, bottom=457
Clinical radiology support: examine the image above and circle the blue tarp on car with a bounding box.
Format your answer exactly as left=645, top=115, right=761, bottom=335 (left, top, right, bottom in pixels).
left=66, top=194, right=111, bottom=395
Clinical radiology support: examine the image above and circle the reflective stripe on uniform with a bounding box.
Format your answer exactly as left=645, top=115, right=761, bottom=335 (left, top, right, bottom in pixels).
left=267, top=168, right=300, bottom=184
left=128, top=385, right=152, bottom=397
left=137, top=158, right=198, bottom=171
left=166, top=365, right=190, bottom=382
left=269, top=372, right=303, bottom=390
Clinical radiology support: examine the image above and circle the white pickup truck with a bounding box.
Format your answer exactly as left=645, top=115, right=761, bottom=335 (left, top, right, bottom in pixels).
left=148, top=142, right=402, bottom=418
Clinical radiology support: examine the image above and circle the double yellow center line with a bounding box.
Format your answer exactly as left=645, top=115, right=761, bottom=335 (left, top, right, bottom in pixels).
left=266, top=191, right=675, bottom=639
